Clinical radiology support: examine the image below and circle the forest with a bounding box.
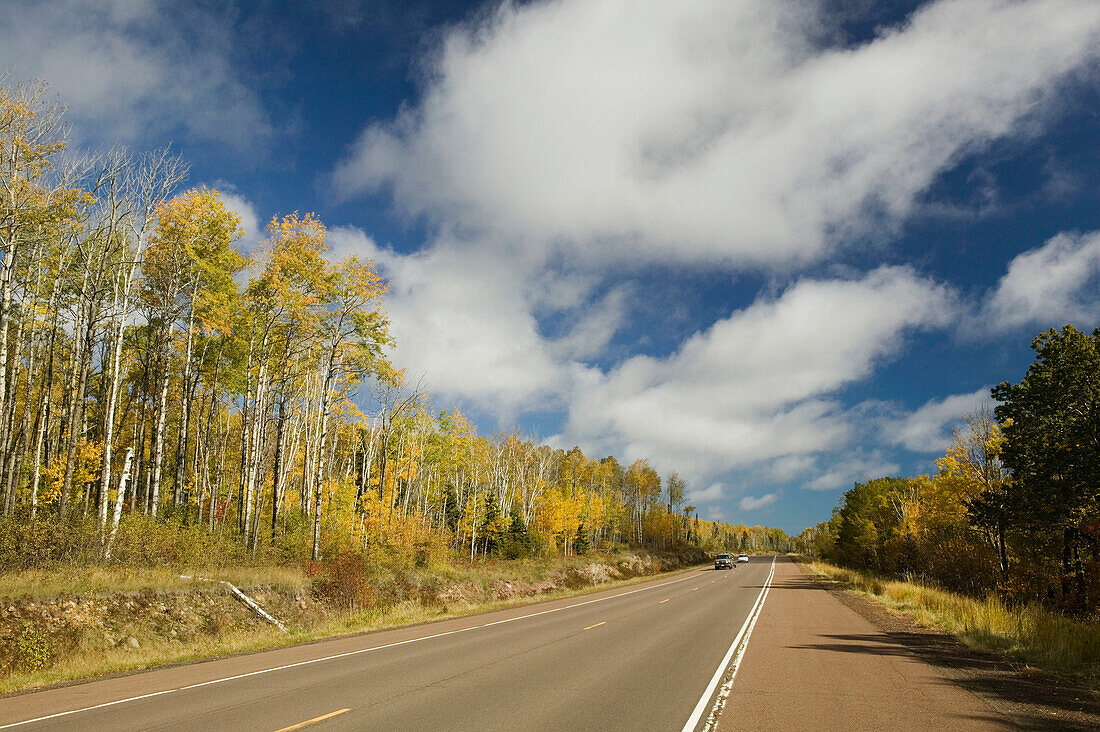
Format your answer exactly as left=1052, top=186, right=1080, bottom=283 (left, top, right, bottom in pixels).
left=800, top=325, right=1100, bottom=615
left=0, top=79, right=793, bottom=574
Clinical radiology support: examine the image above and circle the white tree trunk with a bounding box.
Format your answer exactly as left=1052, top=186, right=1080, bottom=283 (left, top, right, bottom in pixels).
left=104, top=448, right=134, bottom=561
left=149, top=334, right=172, bottom=516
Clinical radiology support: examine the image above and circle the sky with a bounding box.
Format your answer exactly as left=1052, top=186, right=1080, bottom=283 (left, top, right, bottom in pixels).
left=4, top=0, right=1100, bottom=534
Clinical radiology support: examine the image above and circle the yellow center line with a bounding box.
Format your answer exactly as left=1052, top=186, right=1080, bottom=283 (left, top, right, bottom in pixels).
left=659, top=598, right=670, bottom=604
left=710, top=580, right=716, bottom=584
left=692, top=587, right=699, bottom=591
left=583, top=621, right=607, bottom=630
left=274, top=708, right=351, bottom=732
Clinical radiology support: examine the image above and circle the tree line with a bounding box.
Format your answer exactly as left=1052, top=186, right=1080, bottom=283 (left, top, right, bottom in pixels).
left=0, top=79, right=791, bottom=567
left=799, top=325, right=1100, bottom=614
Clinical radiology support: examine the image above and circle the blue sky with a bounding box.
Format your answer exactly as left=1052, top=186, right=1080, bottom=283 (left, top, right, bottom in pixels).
left=5, top=0, right=1100, bottom=533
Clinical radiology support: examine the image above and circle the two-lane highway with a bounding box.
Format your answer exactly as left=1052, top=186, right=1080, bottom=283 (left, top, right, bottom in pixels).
left=1, top=558, right=776, bottom=731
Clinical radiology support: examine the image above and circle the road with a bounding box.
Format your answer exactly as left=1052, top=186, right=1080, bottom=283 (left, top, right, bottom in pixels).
left=0, top=557, right=1014, bottom=731
left=1, top=560, right=772, bottom=731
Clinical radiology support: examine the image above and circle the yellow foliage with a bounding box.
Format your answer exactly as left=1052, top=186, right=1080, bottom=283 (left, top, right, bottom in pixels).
left=38, top=441, right=102, bottom=505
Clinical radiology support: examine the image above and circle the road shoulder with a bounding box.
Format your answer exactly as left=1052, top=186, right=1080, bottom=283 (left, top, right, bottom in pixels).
left=717, top=557, right=1012, bottom=731
left=802, top=563, right=1100, bottom=731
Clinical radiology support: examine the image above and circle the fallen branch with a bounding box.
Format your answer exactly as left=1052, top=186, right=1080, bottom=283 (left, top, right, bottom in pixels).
left=179, top=575, right=287, bottom=632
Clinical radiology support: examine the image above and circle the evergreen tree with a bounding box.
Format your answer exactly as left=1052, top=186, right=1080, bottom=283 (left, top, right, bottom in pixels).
left=443, top=483, right=461, bottom=534
left=993, top=325, right=1100, bottom=611
left=574, top=523, right=590, bottom=555
left=505, top=506, right=530, bottom=559
left=480, top=491, right=504, bottom=556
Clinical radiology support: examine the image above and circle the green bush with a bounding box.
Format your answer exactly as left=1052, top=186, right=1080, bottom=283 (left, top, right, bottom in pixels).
left=1, top=627, right=54, bottom=674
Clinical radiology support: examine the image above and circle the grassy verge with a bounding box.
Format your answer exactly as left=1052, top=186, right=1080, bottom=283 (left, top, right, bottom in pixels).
left=795, top=556, right=1100, bottom=685
left=1, top=551, right=703, bottom=695
left=0, top=565, right=310, bottom=600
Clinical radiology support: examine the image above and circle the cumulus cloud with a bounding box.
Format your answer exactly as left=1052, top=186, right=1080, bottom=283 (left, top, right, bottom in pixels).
left=806, top=452, right=900, bottom=491
left=739, top=493, right=777, bottom=511
left=0, top=0, right=273, bottom=149
left=214, top=183, right=265, bottom=256
left=333, top=0, right=1100, bottom=266
left=560, top=267, right=955, bottom=480
left=982, top=231, right=1100, bottom=331
left=888, top=387, right=995, bottom=453
left=688, top=482, right=726, bottom=504
left=327, top=227, right=578, bottom=411
left=763, top=455, right=818, bottom=482
left=327, top=226, right=956, bottom=485
left=318, top=0, right=1100, bottom=513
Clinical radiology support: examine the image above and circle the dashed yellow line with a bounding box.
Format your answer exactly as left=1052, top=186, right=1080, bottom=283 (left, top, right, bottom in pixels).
left=274, top=708, right=350, bottom=732
left=692, top=587, right=699, bottom=591
left=659, top=598, right=670, bottom=604
left=583, top=621, right=607, bottom=630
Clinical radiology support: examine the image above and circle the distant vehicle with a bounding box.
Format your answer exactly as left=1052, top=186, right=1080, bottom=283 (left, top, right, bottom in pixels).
left=737, top=554, right=749, bottom=563
left=714, top=553, right=734, bottom=570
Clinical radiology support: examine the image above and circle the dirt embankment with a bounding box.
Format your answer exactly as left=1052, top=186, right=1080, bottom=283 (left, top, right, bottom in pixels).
left=0, top=550, right=704, bottom=684
left=0, top=585, right=323, bottom=678
left=438, top=553, right=682, bottom=604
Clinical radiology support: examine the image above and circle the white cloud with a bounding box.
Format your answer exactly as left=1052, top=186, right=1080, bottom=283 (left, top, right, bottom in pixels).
left=888, top=387, right=994, bottom=453
left=560, top=266, right=954, bottom=481
left=333, top=0, right=1100, bottom=267
left=688, top=482, right=726, bottom=504
left=214, top=183, right=265, bottom=256
left=0, top=0, right=272, bottom=149
left=763, top=455, right=818, bottom=482
left=327, top=228, right=573, bottom=412
left=806, top=452, right=900, bottom=491
left=326, top=222, right=955, bottom=485
left=316, top=0, right=1100, bottom=518
left=983, top=231, right=1100, bottom=330
left=739, top=493, right=777, bottom=511
left=546, top=285, right=631, bottom=361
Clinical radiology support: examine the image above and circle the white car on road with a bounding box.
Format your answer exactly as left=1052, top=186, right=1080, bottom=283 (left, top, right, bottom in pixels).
left=737, top=553, right=749, bottom=563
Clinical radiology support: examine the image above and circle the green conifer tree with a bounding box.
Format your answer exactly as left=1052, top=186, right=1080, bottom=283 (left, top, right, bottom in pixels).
left=505, top=506, right=530, bottom=558
left=480, top=492, right=504, bottom=556
left=574, top=523, right=590, bottom=555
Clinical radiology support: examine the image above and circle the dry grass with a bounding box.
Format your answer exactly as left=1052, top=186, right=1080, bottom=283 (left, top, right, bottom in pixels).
left=801, top=559, right=1100, bottom=682
left=0, top=565, right=309, bottom=599
left=0, top=624, right=294, bottom=694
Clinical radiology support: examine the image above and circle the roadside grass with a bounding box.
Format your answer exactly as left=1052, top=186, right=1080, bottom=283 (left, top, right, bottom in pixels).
left=0, top=552, right=703, bottom=695
left=0, top=565, right=310, bottom=600
left=0, top=550, right=652, bottom=601
left=797, top=557, right=1100, bottom=684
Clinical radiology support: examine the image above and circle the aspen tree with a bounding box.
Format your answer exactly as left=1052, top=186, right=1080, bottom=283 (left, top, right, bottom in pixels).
left=96, top=150, right=185, bottom=529
left=309, top=253, right=394, bottom=560
left=142, top=187, right=243, bottom=515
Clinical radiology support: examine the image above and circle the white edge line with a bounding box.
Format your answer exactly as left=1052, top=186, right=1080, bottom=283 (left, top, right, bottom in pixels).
left=680, top=557, right=776, bottom=732
left=701, top=564, right=774, bottom=732
left=0, top=570, right=702, bottom=729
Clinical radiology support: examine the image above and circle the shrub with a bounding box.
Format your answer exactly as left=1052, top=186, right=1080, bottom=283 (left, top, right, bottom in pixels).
left=311, top=551, right=372, bottom=610
left=2, top=627, right=54, bottom=673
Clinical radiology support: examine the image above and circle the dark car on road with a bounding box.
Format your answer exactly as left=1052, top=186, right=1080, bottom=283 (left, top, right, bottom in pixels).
left=714, top=553, right=734, bottom=570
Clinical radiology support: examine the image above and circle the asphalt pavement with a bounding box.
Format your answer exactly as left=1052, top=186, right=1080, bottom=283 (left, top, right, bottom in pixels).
left=1, top=557, right=1016, bottom=731
left=0, top=559, right=772, bottom=731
